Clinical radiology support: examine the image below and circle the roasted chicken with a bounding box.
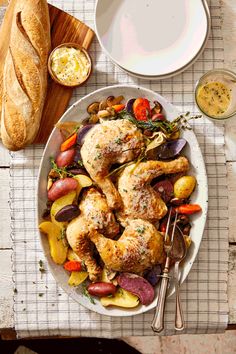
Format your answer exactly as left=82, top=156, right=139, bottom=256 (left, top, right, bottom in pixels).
left=117, top=157, right=189, bottom=225
left=66, top=188, right=119, bottom=281
left=89, top=219, right=164, bottom=274
left=80, top=119, right=144, bottom=209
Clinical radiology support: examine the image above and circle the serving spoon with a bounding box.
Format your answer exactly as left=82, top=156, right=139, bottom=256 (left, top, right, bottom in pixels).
left=151, top=211, right=187, bottom=332
left=151, top=209, right=178, bottom=333
left=170, top=225, right=187, bottom=331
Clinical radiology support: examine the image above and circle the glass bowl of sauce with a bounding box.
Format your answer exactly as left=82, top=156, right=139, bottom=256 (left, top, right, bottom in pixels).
left=48, top=43, right=92, bottom=87
left=195, top=68, right=236, bottom=120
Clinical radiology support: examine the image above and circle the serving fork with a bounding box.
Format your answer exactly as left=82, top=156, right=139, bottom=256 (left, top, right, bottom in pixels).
left=151, top=209, right=178, bottom=333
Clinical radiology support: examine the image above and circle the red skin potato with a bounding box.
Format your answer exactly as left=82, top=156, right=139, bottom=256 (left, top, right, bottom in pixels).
left=87, top=282, right=117, bottom=297
left=117, top=273, right=154, bottom=305
left=56, top=149, right=76, bottom=168
left=48, top=178, right=78, bottom=201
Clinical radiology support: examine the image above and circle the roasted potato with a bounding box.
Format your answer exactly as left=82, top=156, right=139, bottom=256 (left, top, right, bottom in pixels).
left=51, top=191, right=76, bottom=229
left=73, top=174, right=93, bottom=197
left=48, top=178, right=78, bottom=201
left=39, top=221, right=68, bottom=264
left=68, top=271, right=88, bottom=286
left=67, top=248, right=82, bottom=262
left=117, top=273, right=154, bottom=305
left=87, top=282, right=116, bottom=297
left=100, top=288, right=139, bottom=308
left=174, top=175, right=196, bottom=199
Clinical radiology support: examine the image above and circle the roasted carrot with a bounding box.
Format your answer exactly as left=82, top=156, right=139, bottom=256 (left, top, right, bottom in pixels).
left=160, top=219, right=167, bottom=233
left=133, top=98, right=151, bottom=121
left=63, top=260, right=82, bottom=272
left=113, top=104, right=125, bottom=112
left=60, top=133, right=77, bottom=152
left=175, top=204, right=202, bottom=215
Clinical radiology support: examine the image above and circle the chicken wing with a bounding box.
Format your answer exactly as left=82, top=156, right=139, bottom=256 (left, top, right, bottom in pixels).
left=117, top=157, right=189, bottom=225
left=66, top=188, right=119, bottom=281
left=89, top=219, right=164, bottom=274
left=80, top=119, right=144, bottom=209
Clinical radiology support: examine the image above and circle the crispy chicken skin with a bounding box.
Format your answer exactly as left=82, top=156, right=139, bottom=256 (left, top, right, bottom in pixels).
left=80, top=119, right=144, bottom=209
left=66, top=188, right=119, bottom=281
left=117, top=157, right=189, bottom=225
left=89, top=219, right=164, bottom=274
left=78, top=187, right=119, bottom=237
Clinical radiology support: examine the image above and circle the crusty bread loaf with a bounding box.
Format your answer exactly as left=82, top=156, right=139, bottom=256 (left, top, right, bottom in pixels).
left=1, top=0, right=50, bottom=151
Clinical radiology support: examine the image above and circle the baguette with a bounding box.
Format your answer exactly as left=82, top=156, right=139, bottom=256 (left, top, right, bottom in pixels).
left=1, top=0, right=50, bottom=151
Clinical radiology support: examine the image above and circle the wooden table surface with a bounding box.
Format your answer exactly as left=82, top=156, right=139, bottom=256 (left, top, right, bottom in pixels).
left=0, top=0, right=236, bottom=340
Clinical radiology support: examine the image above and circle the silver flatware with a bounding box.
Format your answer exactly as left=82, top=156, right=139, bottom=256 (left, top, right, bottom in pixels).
left=151, top=209, right=178, bottom=333
left=171, top=225, right=187, bottom=331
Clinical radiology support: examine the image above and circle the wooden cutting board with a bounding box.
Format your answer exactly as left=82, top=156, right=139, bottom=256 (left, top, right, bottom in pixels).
left=0, top=1, right=94, bottom=144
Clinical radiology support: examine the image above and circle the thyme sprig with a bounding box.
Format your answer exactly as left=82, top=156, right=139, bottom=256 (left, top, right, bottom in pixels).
left=39, top=260, right=46, bottom=279
left=50, top=157, right=75, bottom=178
left=57, top=228, right=68, bottom=248
left=117, top=110, right=201, bottom=134
left=82, top=283, right=95, bottom=304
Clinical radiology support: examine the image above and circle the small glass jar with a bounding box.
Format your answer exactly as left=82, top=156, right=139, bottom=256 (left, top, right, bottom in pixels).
left=195, top=68, right=236, bottom=120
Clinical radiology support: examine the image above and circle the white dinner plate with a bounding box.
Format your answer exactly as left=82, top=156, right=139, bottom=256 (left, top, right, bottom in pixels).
left=37, top=85, right=208, bottom=317
left=95, top=0, right=211, bottom=79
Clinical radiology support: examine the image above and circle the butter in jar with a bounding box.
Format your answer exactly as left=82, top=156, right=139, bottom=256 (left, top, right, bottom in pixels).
left=50, top=46, right=91, bottom=87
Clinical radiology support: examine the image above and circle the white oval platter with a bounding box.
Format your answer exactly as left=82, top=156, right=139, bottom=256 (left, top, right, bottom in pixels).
left=95, top=0, right=211, bottom=79
left=37, top=85, right=208, bottom=317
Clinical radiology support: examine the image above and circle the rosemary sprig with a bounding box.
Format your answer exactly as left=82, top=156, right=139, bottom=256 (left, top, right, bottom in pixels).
left=117, top=111, right=176, bottom=133
left=117, top=110, right=201, bottom=134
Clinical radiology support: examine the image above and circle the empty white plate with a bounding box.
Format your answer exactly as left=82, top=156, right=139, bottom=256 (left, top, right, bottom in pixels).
left=95, top=0, right=211, bottom=79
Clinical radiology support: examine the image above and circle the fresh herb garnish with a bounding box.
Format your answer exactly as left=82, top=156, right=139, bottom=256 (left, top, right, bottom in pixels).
left=50, top=157, right=75, bottom=178
left=115, top=137, right=122, bottom=145
left=94, top=152, right=102, bottom=161
left=136, top=226, right=146, bottom=234
left=77, top=160, right=84, bottom=167
left=106, top=161, right=133, bottom=177
left=82, top=283, right=95, bottom=304
left=57, top=228, right=68, bottom=248
left=117, top=110, right=201, bottom=134
left=106, top=147, right=146, bottom=178
left=39, top=260, right=46, bottom=278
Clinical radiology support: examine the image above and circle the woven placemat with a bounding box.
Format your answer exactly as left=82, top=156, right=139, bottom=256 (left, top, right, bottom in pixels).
left=8, top=0, right=228, bottom=338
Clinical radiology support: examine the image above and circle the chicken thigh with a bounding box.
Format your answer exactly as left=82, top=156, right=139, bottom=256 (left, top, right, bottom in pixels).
left=89, top=219, right=164, bottom=274
left=117, top=156, right=189, bottom=225
left=80, top=119, right=144, bottom=209
left=67, top=188, right=119, bottom=281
